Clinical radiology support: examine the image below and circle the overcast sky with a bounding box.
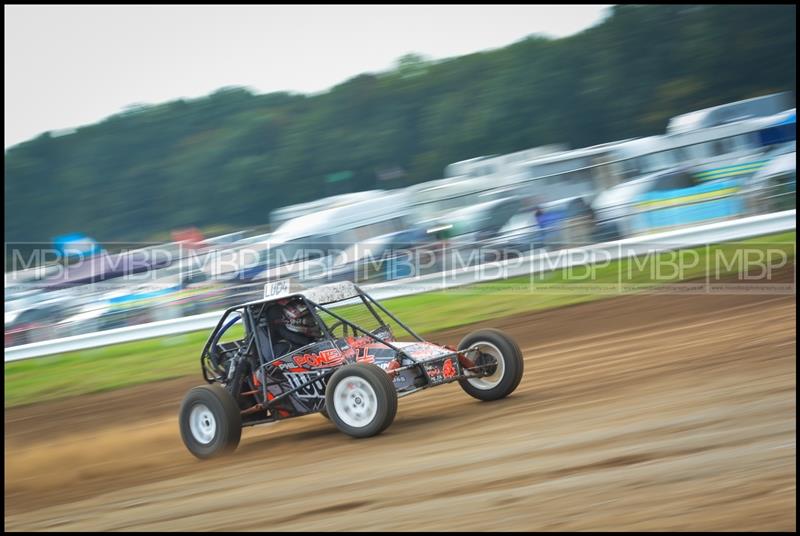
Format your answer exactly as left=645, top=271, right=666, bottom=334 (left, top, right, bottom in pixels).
left=4, top=5, right=612, bottom=148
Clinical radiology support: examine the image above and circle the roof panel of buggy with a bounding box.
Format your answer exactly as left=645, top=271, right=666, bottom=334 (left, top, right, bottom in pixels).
left=234, top=280, right=362, bottom=309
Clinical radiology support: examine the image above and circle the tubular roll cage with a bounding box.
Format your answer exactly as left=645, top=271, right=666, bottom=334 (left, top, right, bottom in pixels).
left=200, top=284, right=486, bottom=421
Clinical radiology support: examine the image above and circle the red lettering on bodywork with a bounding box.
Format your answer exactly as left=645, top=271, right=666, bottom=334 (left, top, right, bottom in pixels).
left=355, top=347, right=375, bottom=364
left=443, top=358, right=456, bottom=379
left=292, top=348, right=344, bottom=368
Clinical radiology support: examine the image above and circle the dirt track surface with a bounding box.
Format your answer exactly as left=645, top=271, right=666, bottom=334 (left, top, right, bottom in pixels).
left=5, top=286, right=796, bottom=531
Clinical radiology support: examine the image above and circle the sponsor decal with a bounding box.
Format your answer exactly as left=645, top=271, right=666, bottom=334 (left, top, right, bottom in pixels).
left=346, top=335, right=373, bottom=349
left=426, top=365, right=442, bottom=378
left=442, top=358, right=457, bottom=379
left=392, top=373, right=408, bottom=386
left=292, top=348, right=344, bottom=368
left=285, top=371, right=328, bottom=399
left=346, top=333, right=395, bottom=348
left=354, top=347, right=376, bottom=364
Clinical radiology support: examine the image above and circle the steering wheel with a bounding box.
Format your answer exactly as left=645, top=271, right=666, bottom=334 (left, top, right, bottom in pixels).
left=327, top=320, right=349, bottom=339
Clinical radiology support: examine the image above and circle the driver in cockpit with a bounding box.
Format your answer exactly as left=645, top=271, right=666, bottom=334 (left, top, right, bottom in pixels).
left=266, top=297, right=322, bottom=357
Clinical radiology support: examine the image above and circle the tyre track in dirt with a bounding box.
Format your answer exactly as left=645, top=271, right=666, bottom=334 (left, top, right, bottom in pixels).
left=4, top=276, right=796, bottom=531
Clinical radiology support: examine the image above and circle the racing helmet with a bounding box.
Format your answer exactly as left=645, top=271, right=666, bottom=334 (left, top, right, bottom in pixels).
left=281, top=298, right=322, bottom=339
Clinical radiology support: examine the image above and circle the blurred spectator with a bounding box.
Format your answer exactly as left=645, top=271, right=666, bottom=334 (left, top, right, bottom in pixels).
left=563, top=197, right=597, bottom=247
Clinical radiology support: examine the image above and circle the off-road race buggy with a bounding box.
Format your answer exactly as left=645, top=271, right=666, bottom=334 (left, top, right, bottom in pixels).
left=179, top=279, right=524, bottom=459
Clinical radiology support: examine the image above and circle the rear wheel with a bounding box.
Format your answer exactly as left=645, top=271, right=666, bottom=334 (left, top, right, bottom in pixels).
left=458, top=329, right=524, bottom=401
left=179, top=384, right=242, bottom=459
left=325, top=364, right=397, bottom=438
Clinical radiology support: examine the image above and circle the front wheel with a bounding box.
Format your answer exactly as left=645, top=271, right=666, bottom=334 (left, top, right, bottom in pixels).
left=179, top=384, right=242, bottom=459
left=325, top=363, right=397, bottom=438
left=458, top=329, right=524, bottom=401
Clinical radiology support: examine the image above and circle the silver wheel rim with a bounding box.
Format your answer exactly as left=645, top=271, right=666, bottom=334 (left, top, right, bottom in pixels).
left=333, top=376, right=378, bottom=428
left=467, top=341, right=506, bottom=390
left=189, top=403, right=217, bottom=444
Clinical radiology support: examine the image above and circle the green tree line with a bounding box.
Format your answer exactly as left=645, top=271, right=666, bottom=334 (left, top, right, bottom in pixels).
left=4, top=4, right=796, bottom=243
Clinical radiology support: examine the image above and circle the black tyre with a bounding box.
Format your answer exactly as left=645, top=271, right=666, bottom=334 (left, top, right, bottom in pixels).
left=325, top=363, right=398, bottom=438
left=320, top=407, right=331, bottom=420
left=179, top=384, right=242, bottom=459
left=457, top=328, right=524, bottom=401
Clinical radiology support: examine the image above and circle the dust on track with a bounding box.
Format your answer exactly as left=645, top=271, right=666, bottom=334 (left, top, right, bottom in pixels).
left=4, top=276, right=796, bottom=531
